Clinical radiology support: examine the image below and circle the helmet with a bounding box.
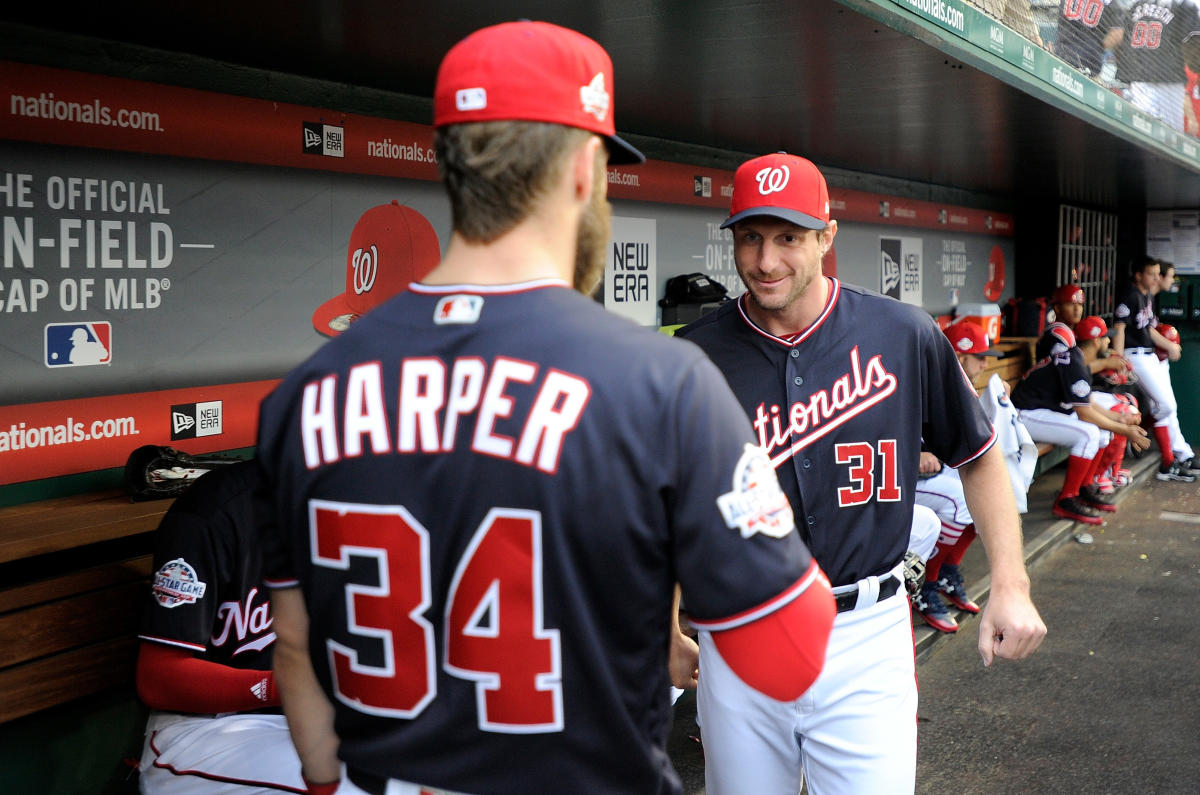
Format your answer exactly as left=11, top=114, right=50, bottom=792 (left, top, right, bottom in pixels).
left=1051, top=284, right=1084, bottom=306
left=1157, top=323, right=1180, bottom=361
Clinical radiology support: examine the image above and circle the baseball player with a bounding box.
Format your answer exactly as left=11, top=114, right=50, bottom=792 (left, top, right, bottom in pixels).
left=1112, top=256, right=1197, bottom=481
left=676, top=152, right=1046, bottom=794
left=1013, top=319, right=1150, bottom=528
left=1153, top=262, right=1197, bottom=466
left=1043, top=283, right=1140, bottom=493
left=912, top=322, right=1009, bottom=633
left=255, top=23, right=835, bottom=795
left=136, top=460, right=304, bottom=794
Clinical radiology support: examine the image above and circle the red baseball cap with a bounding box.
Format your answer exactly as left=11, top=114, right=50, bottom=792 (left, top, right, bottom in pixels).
left=1075, top=315, right=1110, bottom=341
left=312, top=201, right=441, bottom=337
left=1158, top=322, right=1180, bottom=344
left=1051, top=284, right=1084, bottom=306
left=721, top=152, right=831, bottom=230
left=434, top=21, right=644, bottom=165
left=944, top=322, right=1002, bottom=356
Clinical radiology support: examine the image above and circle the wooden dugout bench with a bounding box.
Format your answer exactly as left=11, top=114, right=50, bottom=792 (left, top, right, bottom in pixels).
left=0, top=491, right=171, bottom=724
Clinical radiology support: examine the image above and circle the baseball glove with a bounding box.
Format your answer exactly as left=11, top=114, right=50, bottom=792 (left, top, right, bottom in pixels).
left=122, top=445, right=244, bottom=501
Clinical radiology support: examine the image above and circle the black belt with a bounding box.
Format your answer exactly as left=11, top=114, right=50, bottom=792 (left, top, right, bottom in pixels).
left=834, top=574, right=901, bottom=613
left=1126, top=347, right=1154, bottom=354
left=346, top=768, right=388, bottom=795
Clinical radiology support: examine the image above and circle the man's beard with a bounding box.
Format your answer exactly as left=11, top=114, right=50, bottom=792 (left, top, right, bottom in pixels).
left=573, top=171, right=611, bottom=296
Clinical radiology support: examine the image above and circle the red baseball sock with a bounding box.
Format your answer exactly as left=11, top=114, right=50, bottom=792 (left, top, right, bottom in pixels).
left=925, top=544, right=949, bottom=584
left=1110, top=438, right=1127, bottom=474
left=1059, top=455, right=1093, bottom=501
left=945, top=523, right=977, bottom=567
left=1086, top=443, right=1113, bottom=485
left=1155, top=425, right=1174, bottom=467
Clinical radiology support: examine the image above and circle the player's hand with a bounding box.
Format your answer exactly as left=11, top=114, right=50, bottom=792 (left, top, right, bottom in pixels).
left=977, top=586, right=1046, bottom=666
left=669, top=630, right=700, bottom=689
left=918, top=452, right=942, bottom=475
left=1125, top=424, right=1151, bottom=452
left=1107, top=353, right=1129, bottom=373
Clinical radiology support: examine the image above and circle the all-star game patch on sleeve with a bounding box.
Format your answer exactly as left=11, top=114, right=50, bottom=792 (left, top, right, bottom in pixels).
left=665, top=354, right=815, bottom=626
left=141, top=510, right=222, bottom=653
left=139, top=461, right=276, bottom=669
left=919, top=314, right=996, bottom=468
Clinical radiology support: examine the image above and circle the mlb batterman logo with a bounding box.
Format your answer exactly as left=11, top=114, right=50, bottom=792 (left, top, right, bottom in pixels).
left=717, top=443, right=795, bottom=539
left=151, top=558, right=208, bottom=608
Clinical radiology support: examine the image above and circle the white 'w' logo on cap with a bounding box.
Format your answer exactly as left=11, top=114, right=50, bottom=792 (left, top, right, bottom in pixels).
left=755, top=166, right=790, bottom=195
left=352, top=245, right=379, bottom=295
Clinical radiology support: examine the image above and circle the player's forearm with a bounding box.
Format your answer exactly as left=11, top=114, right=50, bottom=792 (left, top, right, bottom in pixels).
left=958, top=444, right=1028, bottom=594
left=1111, top=325, right=1125, bottom=356
left=272, top=588, right=341, bottom=785
left=135, top=641, right=280, bottom=713
left=1076, top=403, right=1128, bottom=436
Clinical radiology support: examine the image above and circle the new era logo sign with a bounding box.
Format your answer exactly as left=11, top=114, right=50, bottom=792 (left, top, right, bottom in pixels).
left=170, top=401, right=223, bottom=440
left=172, top=412, right=195, bottom=435
left=302, top=122, right=345, bottom=158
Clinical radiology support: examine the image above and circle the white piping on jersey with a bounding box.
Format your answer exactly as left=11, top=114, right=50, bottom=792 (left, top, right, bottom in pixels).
left=137, top=634, right=207, bottom=653
left=943, top=425, right=997, bottom=469
left=735, top=277, right=841, bottom=346
left=689, top=560, right=826, bottom=632
left=409, top=278, right=570, bottom=295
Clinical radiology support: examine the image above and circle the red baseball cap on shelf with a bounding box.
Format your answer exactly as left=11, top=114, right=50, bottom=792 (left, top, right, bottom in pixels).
left=434, top=20, right=644, bottom=164
left=1075, top=315, right=1110, bottom=341
left=1051, top=284, right=1084, bottom=306
left=721, top=152, right=830, bottom=230
left=312, top=201, right=441, bottom=337
left=944, top=322, right=1003, bottom=356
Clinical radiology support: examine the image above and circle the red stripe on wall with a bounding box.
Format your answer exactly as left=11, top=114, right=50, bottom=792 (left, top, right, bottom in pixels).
left=0, top=380, right=279, bottom=485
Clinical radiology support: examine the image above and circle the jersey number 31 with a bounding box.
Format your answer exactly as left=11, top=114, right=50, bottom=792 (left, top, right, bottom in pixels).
left=310, top=501, right=562, bottom=733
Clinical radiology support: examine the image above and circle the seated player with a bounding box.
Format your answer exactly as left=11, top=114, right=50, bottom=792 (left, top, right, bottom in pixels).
left=913, top=322, right=1035, bottom=632
left=1013, top=321, right=1149, bottom=530
left=136, top=460, right=303, bottom=794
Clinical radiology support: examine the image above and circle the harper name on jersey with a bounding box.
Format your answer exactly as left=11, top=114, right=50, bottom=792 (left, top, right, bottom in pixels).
left=298, top=356, right=588, bottom=475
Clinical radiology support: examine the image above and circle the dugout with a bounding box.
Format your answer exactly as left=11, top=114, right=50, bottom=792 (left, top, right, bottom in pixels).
left=4, top=1, right=1200, bottom=789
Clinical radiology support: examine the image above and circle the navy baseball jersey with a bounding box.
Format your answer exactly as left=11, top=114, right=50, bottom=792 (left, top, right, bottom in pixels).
left=255, top=280, right=815, bottom=794
left=677, top=279, right=996, bottom=587
left=140, top=460, right=275, bottom=673
left=1056, top=0, right=1121, bottom=72
left=1012, top=341, right=1093, bottom=414
left=1118, top=0, right=1200, bottom=82
left=1114, top=285, right=1157, bottom=348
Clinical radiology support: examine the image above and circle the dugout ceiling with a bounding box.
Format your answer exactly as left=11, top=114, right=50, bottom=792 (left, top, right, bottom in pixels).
left=4, top=0, right=1200, bottom=214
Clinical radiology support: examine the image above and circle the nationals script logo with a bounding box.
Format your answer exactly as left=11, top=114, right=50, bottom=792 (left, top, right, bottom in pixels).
left=351, top=245, right=379, bottom=295
left=210, top=586, right=275, bottom=656
left=755, top=165, right=790, bottom=195
left=754, top=346, right=898, bottom=467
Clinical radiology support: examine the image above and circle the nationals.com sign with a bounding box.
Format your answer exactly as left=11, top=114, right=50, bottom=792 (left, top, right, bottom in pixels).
left=0, top=381, right=274, bottom=485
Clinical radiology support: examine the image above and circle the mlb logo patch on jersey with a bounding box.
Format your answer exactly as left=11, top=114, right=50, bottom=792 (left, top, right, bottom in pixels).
left=717, top=443, right=795, bottom=539
left=44, top=322, right=111, bottom=367
left=434, top=294, right=484, bottom=324
left=151, top=558, right=208, bottom=608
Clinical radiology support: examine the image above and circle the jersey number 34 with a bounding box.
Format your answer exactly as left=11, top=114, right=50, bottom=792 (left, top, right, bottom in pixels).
left=310, top=500, right=562, bottom=734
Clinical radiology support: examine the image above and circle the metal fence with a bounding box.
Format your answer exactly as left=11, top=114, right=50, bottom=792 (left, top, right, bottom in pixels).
left=1058, top=204, right=1120, bottom=318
